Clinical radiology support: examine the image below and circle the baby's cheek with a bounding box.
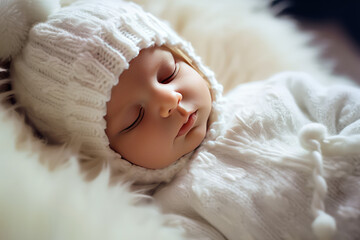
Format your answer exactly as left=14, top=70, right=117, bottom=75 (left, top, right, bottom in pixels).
left=132, top=138, right=172, bottom=169
left=178, top=124, right=207, bottom=156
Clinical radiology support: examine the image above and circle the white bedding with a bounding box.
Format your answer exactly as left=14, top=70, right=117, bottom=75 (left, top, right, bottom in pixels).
left=154, top=72, right=360, bottom=239
left=0, top=0, right=357, bottom=239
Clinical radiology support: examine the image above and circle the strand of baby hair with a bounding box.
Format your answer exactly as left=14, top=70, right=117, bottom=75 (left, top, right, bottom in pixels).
left=163, top=45, right=210, bottom=88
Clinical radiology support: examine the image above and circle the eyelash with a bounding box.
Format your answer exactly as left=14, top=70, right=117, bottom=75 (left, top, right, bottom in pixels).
left=122, top=107, right=144, bottom=133
left=161, top=63, right=178, bottom=84
left=122, top=62, right=178, bottom=133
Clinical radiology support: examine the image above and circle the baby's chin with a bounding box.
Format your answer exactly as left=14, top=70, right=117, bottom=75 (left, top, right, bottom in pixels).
left=142, top=133, right=206, bottom=170
left=125, top=123, right=209, bottom=170
left=179, top=123, right=208, bottom=158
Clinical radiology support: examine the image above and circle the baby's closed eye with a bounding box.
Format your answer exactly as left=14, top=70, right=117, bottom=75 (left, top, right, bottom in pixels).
left=160, top=63, right=179, bottom=84
left=121, top=106, right=145, bottom=134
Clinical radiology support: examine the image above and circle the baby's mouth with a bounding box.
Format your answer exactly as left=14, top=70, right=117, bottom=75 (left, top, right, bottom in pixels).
left=177, top=111, right=198, bottom=137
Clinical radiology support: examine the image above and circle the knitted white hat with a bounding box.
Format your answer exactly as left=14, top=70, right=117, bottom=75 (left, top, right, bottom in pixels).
left=4, top=0, right=223, bottom=184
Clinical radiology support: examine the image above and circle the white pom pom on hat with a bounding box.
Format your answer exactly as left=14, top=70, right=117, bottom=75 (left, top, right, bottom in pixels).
left=0, top=0, right=60, bottom=60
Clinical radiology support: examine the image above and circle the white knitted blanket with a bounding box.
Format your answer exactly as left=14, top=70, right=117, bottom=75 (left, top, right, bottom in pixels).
left=0, top=0, right=358, bottom=239
left=154, top=72, right=360, bottom=240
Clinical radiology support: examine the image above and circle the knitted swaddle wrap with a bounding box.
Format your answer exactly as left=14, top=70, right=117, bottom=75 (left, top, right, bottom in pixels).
left=10, top=0, right=223, bottom=184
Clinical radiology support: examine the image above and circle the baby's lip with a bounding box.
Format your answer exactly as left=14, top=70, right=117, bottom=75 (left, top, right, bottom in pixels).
left=176, top=110, right=198, bottom=137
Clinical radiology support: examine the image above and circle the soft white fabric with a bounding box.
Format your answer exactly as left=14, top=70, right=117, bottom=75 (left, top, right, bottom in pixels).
left=0, top=103, right=184, bottom=240
left=133, top=0, right=354, bottom=93
left=154, top=72, right=360, bottom=240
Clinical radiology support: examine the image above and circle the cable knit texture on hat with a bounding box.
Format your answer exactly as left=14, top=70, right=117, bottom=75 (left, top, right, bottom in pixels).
left=10, top=0, right=223, bottom=184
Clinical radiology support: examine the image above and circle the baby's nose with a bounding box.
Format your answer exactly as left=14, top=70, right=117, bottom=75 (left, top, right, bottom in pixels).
left=159, top=90, right=182, bottom=118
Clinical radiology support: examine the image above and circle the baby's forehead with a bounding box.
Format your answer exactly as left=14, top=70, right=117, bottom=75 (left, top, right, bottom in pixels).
left=119, top=46, right=173, bottom=77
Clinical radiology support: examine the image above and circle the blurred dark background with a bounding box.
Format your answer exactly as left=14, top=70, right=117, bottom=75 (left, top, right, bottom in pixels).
left=270, top=0, right=360, bottom=83
left=271, top=0, right=360, bottom=47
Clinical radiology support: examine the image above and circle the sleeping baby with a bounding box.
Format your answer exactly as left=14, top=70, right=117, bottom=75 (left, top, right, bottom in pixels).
left=2, top=0, right=360, bottom=239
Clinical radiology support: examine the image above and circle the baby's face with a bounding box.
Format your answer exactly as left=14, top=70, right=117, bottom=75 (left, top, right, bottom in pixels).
left=105, top=46, right=212, bottom=169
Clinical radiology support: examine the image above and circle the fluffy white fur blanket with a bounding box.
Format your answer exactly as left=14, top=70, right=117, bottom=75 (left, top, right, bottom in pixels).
left=0, top=106, right=184, bottom=240
left=0, top=0, right=355, bottom=239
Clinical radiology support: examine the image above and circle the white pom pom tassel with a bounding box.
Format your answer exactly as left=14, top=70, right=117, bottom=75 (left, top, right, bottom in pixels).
left=298, top=123, right=337, bottom=240
left=312, top=211, right=336, bottom=240
left=299, top=123, right=327, bottom=151
left=0, top=0, right=60, bottom=60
